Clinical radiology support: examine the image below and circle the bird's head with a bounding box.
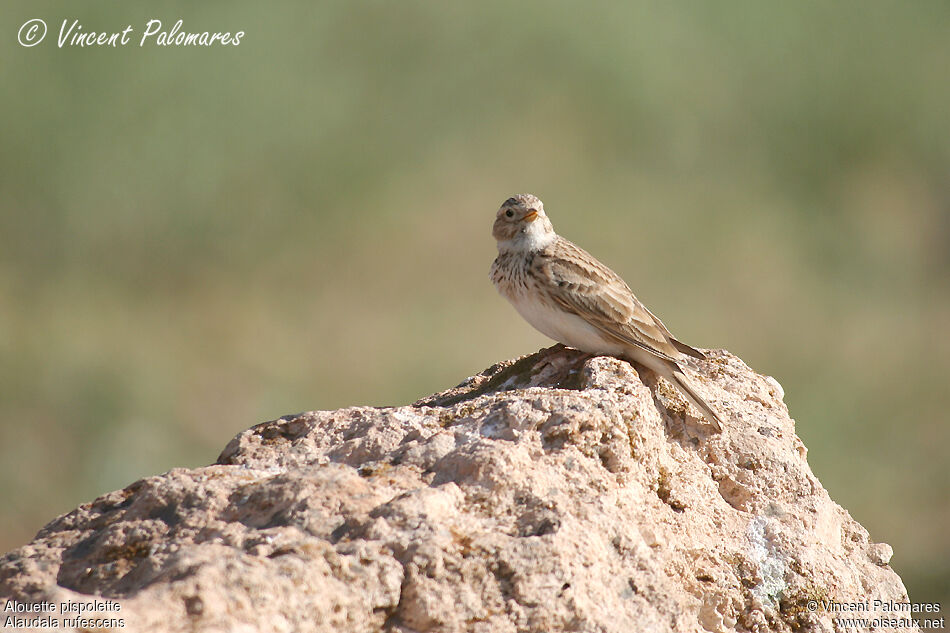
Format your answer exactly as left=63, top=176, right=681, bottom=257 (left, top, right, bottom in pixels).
left=492, top=194, right=555, bottom=251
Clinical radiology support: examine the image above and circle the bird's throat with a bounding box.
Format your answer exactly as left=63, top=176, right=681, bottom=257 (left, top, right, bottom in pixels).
left=497, top=224, right=556, bottom=254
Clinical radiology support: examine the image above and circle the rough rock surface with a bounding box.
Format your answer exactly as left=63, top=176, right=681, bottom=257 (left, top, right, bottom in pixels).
left=1, top=345, right=916, bottom=632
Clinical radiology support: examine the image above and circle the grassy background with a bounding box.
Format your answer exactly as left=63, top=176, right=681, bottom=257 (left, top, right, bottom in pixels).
left=2, top=0, right=948, bottom=611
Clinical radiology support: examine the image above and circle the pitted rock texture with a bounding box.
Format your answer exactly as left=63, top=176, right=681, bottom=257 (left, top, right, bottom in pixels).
left=0, top=345, right=916, bottom=632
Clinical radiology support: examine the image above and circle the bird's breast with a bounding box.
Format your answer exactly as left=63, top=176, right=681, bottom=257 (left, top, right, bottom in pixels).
left=492, top=256, right=625, bottom=356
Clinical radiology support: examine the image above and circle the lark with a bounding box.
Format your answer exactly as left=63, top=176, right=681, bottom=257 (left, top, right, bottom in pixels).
left=490, top=194, right=724, bottom=432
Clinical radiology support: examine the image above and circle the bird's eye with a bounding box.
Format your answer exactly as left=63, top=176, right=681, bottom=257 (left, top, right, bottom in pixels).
left=505, top=210, right=514, bottom=218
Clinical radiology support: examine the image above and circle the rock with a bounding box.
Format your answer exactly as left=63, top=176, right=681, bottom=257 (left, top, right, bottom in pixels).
left=0, top=345, right=917, bottom=632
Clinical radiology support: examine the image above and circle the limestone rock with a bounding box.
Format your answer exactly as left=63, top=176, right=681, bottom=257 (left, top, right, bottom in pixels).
left=0, top=345, right=916, bottom=632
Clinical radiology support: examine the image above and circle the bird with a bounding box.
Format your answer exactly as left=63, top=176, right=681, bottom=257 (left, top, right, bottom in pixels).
left=490, top=193, right=723, bottom=432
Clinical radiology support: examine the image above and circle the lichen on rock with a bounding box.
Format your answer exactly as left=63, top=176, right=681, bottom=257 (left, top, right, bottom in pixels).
left=0, top=345, right=916, bottom=632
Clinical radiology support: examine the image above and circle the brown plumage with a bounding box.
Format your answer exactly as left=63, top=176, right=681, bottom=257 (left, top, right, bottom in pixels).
left=491, top=194, right=723, bottom=432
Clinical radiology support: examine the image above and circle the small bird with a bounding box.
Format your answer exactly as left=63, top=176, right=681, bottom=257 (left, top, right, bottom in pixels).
left=490, top=194, right=723, bottom=432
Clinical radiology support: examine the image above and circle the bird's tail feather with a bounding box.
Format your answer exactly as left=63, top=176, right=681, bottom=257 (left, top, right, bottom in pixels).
left=668, top=368, right=723, bottom=432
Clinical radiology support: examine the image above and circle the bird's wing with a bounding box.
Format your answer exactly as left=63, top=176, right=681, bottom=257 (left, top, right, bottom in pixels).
left=533, top=238, right=684, bottom=362
left=639, top=301, right=707, bottom=360
left=670, top=336, right=707, bottom=360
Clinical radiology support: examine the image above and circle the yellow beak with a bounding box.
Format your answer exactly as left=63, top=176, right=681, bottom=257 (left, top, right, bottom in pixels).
left=523, top=210, right=539, bottom=222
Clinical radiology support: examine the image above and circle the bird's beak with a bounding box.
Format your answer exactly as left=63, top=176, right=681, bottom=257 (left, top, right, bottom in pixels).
left=523, top=210, right=539, bottom=222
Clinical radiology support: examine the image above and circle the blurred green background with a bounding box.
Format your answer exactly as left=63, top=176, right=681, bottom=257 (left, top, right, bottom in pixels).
left=2, top=0, right=948, bottom=612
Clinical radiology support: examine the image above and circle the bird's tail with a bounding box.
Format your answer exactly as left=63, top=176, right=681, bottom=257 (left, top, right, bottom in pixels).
left=668, top=367, right=724, bottom=432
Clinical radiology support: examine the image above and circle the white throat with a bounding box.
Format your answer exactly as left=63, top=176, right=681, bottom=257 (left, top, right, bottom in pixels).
left=497, top=219, right=556, bottom=253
